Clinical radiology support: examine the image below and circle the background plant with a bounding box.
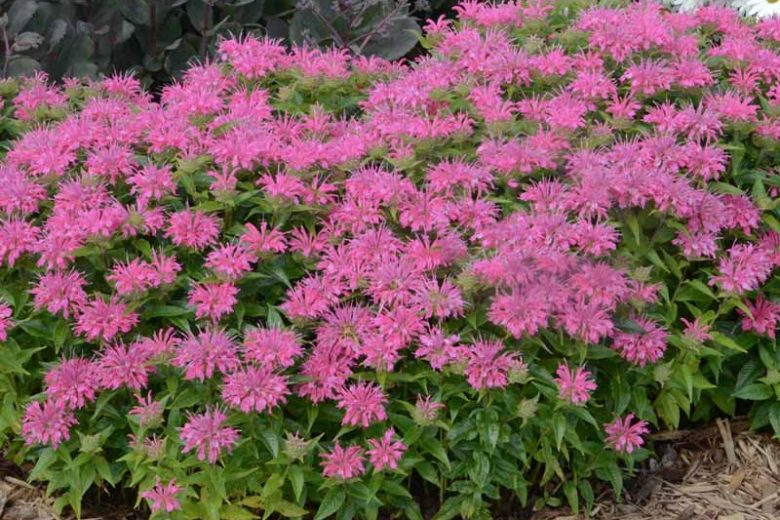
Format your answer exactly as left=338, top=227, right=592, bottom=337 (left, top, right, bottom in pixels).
left=0, top=0, right=454, bottom=86
left=2, top=1, right=780, bottom=519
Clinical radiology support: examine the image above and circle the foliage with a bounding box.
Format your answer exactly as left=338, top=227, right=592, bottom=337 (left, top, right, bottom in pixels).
left=2, top=0, right=780, bottom=518
left=0, top=0, right=447, bottom=86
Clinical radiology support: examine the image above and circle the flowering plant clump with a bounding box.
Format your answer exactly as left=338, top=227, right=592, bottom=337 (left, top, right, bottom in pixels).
left=2, top=0, right=780, bottom=518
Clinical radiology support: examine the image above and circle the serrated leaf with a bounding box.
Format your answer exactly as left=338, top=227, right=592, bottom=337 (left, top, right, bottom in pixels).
left=733, top=383, right=773, bottom=401
left=313, top=488, right=344, bottom=520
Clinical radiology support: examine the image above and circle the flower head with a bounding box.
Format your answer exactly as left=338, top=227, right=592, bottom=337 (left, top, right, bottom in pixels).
left=555, top=365, right=597, bottom=405
left=172, top=328, right=240, bottom=381
left=0, top=303, right=12, bottom=341
left=22, top=400, right=77, bottom=449
left=222, top=366, right=290, bottom=413
left=180, top=408, right=239, bottom=463
left=188, top=281, right=238, bottom=322
left=320, top=442, right=365, bottom=480
left=165, top=209, right=221, bottom=250
left=605, top=413, right=650, bottom=454
left=74, top=296, right=139, bottom=342
left=140, top=478, right=182, bottom=514
left=336, top=381, right=388, bottom=428
left=612, top=318, right=668, bottom=367
left=367, top=428, right=406, bottom=471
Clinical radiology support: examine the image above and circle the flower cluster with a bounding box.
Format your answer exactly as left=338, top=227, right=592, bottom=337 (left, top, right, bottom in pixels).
left=3, top=1, right=780, bottom=517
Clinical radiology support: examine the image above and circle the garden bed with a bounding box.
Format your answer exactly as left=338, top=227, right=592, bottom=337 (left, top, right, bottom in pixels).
left=3, top=420, right=779, bottom=519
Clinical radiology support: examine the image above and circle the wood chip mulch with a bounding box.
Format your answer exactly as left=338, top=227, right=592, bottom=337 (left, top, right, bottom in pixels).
left=537, top=419, right=780, bottom=520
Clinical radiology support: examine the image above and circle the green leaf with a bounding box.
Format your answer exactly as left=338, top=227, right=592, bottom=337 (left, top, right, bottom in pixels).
left=563, top=481, right=578, bottom=514
left=275, top=500, right=308, bottom=518
left=288, top=465, right=304, bottom=502
left=313, top=488, right=345, bottom=520
left=119, top=0, right=151, bottom=25
left=734, top=383, right=773, bottom=401
left=7, top=0, right=39, bottom=35
left=656, top=391, right=680, bottom=429
left=143, top=304, right=192, bottom=318
left=261, top=473, right=285, bottom=500
left=28, top=447, right=56, bottom=481
left=170, top=388, right=201, bottom=409
left=418, top=436, right=450, bottom=469
left=221, top=504, right=258, bottom=520
left=358, top=15, right=421, bottom=61
left=259, top=428, right=280, bottom=458
left=684, top=279, right=716, bottom=300
left=769, top=403, right=780, bottom=438
left=552, top=415, right=566, bottom=450
left=710, top=331, right=747, bottom=353
left=414, top=460, right=439, bottom=485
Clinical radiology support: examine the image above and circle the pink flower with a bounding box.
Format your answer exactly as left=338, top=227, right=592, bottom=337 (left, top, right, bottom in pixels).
left=222, top=366, right=290, bottom=413
left=336, top=382, right=387, bottom=428
left=188, top=281, right=238, bottom=321
left=130, top=433, right=166, bottom=460
left=165, top=209, right=221, bottom=250
left=605, top=413, right=650, bottom=454
left=150, top=249, right=182, bottom=285
left=172, top=328, right=240, bottom=381
left=97, top=342, right=154, bottom=391
left=681, top=317, right=712, bottom=343
left=242, top=327, right=302, bottom=368
left=31, top=270, right=88, bottom=318
left=415, top=327, right=463, bottom=371
left=136, top=328, right=180, bottom=358
left=0, top=303, right=12, bottom=341
left=22, top=400, right=77, bottom=449
left=74, top=296, right=139, bottom=342
left=612, top=318, right=668, bottom=367
left=367, top=428, right=406, bottom=471
left=558, top=302, right=615, bottom=344
left=622, top=59, right=673, bottom=96
left=410, top=278, right=465, bottom=319
left=205, top=243, right=255, bottom=280
left=106, top=258, right=158, bottom=295
left=0, top=218, right=39, bottom=267
left=414, top=394, right=445, bottom=425
left=489, top=289, right=551, bottom=338
left=240, top=222, right=287, bottom=256
left=44, top=357, right=99, bottom=409
left=740, top=295, right=780, bottom=339
left=140, top=478, right=182, bottom=514
left=180, top=408, right=239, bottom=463
left=555, top=365, right=597, bottom=405
left=465, top=339, right=524, bottom=390
left=320, top=442, right=365, bottom=480
left=129, top=393, right=165, bottom=427
left=128, top=164, right=176, bottom=203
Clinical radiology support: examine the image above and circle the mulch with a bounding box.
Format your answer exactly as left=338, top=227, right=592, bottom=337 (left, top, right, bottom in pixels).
left=1, top=419, right=779, bottom=519
left=536, top=419, right=780, bottom=520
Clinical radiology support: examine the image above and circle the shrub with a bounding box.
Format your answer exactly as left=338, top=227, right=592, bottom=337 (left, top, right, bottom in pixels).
left=0, top=0, right=452, bottom=85
left=2, top=1, right=780, bottom=518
